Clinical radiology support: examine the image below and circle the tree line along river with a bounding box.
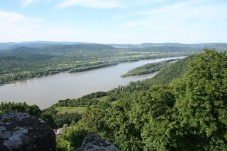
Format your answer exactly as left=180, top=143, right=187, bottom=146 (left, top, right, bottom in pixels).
left=0, top=57, right=185, bottom=109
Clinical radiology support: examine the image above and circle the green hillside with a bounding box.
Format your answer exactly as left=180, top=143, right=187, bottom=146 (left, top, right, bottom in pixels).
left=121, top=59, right=178, bottom=77
left=146, top=55, right=193, bottom=85
left=52, top=49, right=227, bottom=150
left=1, top=49, right=226, bottom=151
left=0, top=44, right=185, bottom=85
left=41, top=51, right=193, bottom=129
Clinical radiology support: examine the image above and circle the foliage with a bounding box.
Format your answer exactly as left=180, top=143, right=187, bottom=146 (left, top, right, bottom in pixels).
left=147, top=56, right=192, bottom=85
left=56, top=49, right=227, bottom=150
left=58, top=98, right=99, bottom=107
left=0, top=102, right=41, bottom=117
left=2, top=48, right=225, bottom=150
left=41, top=105, right=82, bottom=128
left=121, top=59, right=177, bottom=77
left=42, top=92, right=111, bottom=128
left=56, top=107, right=87, bottom=114
left=56, top=136, right=70, bottom=151
left=0, top=44, right=183, bottom=85
left=172, top=49, right=227, bottom=150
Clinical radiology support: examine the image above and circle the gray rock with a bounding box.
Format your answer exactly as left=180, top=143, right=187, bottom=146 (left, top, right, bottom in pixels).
left=77, top=134, right=120, bottom=151
left=0, top=111, right=55, bottom=151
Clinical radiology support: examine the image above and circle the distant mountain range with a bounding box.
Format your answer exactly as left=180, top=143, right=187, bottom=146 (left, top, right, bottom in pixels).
left=110, top=43, right=227, bottom=52
left=0, top=41, right=227, bottom=52
left=0, top=41, right=84, bottom=50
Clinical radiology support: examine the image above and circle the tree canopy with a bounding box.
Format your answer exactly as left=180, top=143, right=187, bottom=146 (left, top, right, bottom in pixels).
left=59, top=49, right=226, bottom=151
left=2, top=49, right=226, bottom=151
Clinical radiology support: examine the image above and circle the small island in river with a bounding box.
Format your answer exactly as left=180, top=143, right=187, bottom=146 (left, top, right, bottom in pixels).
left=121, top=59, right=178, bottom=77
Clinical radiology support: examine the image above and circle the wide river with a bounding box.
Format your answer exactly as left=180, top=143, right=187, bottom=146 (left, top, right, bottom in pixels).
left=0, top=57, right=185, bottom=109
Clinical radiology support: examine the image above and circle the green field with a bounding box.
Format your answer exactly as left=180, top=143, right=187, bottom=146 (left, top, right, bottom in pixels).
left=56, top=107, right=87, bottom=114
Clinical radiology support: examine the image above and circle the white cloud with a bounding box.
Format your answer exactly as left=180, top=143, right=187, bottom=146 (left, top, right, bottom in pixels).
left=119, top=0, right=227, bottom=43
left=1, top=0, right=227, bottom=43
left=21, top=0, right=169, bottom=9
left=122, top=0, right=227, bottom=29
left=21, top=0, right=35, bottom=7
left=57, top=0, right=123, bottom=9
left=0, top=10, right=25, bottom=24
left=0, top=10, right=105, bottom=42
left=129, top=0, right=168, bottom=6
left=0, top=10, right=43, bottom=42
left=136, top=0, right=226, bottom=19
left=21, top=0, right=53, bottom=7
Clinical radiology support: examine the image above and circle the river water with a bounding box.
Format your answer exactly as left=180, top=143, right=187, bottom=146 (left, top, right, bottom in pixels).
left=0, top=57, right=184, bottom=109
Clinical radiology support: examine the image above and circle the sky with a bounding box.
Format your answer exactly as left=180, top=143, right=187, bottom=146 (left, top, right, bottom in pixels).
left=0, top=0, right=227, bottom=44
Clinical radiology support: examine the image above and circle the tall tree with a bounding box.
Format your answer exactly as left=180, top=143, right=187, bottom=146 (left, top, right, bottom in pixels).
left=173, top=49, right=227, bottom=150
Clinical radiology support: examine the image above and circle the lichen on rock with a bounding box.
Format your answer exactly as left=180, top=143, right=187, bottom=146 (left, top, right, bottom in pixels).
left=0, top=111, right=55, bottom=151
left=3, top=127, right=28, bottom=150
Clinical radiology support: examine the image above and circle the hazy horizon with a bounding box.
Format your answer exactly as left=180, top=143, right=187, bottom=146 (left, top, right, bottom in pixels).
left=1, top=41, right=227, bottom=45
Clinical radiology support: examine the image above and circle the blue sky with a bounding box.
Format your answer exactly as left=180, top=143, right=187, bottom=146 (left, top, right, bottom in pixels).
left=0, top=0, right=227, bottom=44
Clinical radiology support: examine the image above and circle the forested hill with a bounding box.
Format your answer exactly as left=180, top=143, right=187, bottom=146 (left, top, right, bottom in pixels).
left=1, top=49, right=226, bottom=150
left=0, top=41, right=83, bottom=50
left=1, top=41, right=227, bottom=51
left=42, top=49, right=226, bottom=150
left=1, top=43, right=115, bottom=53
left=1, top=44, right=116, bottom=60
left=111, top=43, right=227, bottom=52
left=1, top=41, right=226, bottom=86
left=0, top=43, right=188, bottom=85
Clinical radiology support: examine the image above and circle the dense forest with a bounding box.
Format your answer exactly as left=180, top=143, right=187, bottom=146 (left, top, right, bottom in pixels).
left=53, top=49, right=227, bottom=150
left=0, top=49, right=226, bottom=150
left=0, top=43, right=188, bottom=85
left=121, top=59, right=178, bottom=77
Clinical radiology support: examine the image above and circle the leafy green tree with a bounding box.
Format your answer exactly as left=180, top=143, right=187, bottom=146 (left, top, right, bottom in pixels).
left=173, top=49, right=227, bottom=150
left=56, top=136, right=70, bottom=151
left=130, top=87, right=176, bottom=150
left=54, top=49, right=227, bottom=151
left=0, top=102, right=41, bottom=117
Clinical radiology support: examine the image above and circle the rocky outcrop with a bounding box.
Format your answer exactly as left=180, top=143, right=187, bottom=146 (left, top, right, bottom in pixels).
left=77, top=134, right=120, bottom=151
left=0, top=111, right=55, bottom=151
